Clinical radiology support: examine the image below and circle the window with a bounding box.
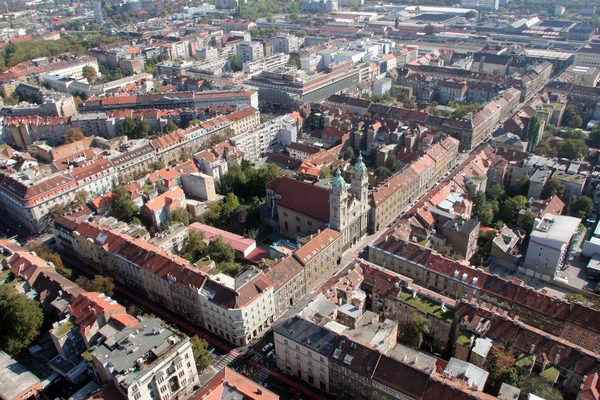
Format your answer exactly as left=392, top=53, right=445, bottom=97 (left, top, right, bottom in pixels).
left=580, top=338, right=586, bottom=345
left=583, top=331, right=589, bottom=337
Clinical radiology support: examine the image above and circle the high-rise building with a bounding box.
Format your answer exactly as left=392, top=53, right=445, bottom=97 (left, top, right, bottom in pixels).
left=93, top=2, right=104, bottom=25
left=273, top=35, right=300, bottom=54
left=237, top=41, right=264, bottom=64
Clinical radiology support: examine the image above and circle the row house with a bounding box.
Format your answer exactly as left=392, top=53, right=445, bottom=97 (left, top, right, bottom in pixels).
left=225, top=106, right=261, bottom=137
left=456, top=301, right=600, bottom=398
left=294, top=228, right=343, bottom=289
left=369, top=136, right=460, bottom=232
left=274, top=316, right=496, bottom=400
left=53, top=218, right=279, bottom=346
left=265, top=255, right=306, bottom=317
left=368, top=223, right=600, bottom=353
left=52, top=219, right=207, bottom=328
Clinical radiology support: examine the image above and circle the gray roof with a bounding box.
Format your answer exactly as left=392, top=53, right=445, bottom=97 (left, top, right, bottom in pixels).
left=0, top=350, right=41, bottom=400
left=273, top=316, right=337, bottom=356
left=91, top=317, right=176, bottom=379
left=530, top=214, right=580, bottom=249
left=444, top=358, right=489, bottom=391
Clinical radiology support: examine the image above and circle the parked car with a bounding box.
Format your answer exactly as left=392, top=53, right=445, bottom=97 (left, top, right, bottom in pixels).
left=262, top=343, right=274, bottom=353
left=266, top=350, right=275, bottom=359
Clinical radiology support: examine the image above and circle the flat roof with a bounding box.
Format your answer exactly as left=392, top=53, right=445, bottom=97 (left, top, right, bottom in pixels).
left=0, top=350, right=41, bottom=400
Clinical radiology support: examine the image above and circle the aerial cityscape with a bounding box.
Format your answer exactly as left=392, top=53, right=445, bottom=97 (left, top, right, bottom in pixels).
left=0, top=0, right=599, bottom=399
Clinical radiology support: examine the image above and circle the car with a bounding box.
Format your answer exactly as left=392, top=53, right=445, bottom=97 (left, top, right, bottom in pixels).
left=266, top=350, right=275, bottom=359
left=261, top=343, right=274, bottom=353
left=290, top=387, right=302, bottom=396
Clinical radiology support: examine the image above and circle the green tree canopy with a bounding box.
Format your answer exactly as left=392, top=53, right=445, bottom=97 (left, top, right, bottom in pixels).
left=207, top=236, right=235, bottom=264
left=569, top=196, right=593, bottom=220
left=82, top=66, right=98, bottom=82
left=556, top=138, right=588, bottom=160
left=568, top=115, right=583, bottom=129
left=385, top=154, right=396, bottom=171
left=0, top=285, right=44, bottom=354
left=472, top=191, right=493, bottom=227
left=344, top=146, right=354, bottom=161
left=110, top=186, right=140, bottom=223
left=497, top=195, right=527, bottom=226
left=122, top=116, right=137, bottom=139
left=403, top=314, right=431, bottom=348
left=484, top=345, right=518, bottom=389
left=375, top=166, right=392, bottom=178
left=30, top=243, right=71, bottom=278
left=76, top=275, right=115, bottom=296
left=541, top=178, right=566, bottom=200
left=190, top=336, right=214, bottom=372
left=172, top=207, right=190, bottom=226
left=162, top=120, right=178, bottom=134
left=518, top=375, right=564, bottom=400
left=564, top=293, right=588, bottom=305
left=319, top=166, right=332, bottom=179
left=520, top=211, right=537, bottom=236
left=183, top=230, right=207, bottom=263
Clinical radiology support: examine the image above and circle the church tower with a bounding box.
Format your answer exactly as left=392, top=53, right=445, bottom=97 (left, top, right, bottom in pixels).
left=351, top=154, right=368, bottom=202
left=329, top=168, right=347, bottom=230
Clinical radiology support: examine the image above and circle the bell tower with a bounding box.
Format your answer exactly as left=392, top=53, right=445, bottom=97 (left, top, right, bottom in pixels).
left=351, top=153, right=368, bottom=202
left=329, top=168, right=347, bottom=230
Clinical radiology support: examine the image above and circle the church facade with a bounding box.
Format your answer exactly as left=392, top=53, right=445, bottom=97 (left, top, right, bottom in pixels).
left=262, top=155, right=370, bottom=252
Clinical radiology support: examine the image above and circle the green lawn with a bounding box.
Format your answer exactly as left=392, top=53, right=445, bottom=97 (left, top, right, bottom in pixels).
left=397, top=289, right=455, bottom=322
left=516, top=353, right=534, bottom=369
left=456, top=331, right=473, bottom=348
left=53, top=320, right=75, bottom=338
left=541, top=365, right=559, bottom=383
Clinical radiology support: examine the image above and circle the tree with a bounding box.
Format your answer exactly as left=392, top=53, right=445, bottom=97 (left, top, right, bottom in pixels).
left=30, top=243, right=72, bottom=278
left=395, top=16, right=400, bottom=28
left=465, top=10, right=478, bottom=18
left=563, top=105, right=579, bottom=126
left=319, top=166, right=332, bottom=179
left=541, top=178, right=566, bottom=200
left=190, top=336, right=214, bottom=372
left=82, top=66, right=97, bottom=82
left=171, top=207, right=190, bottom=226
left=207, top=237, right=235, bottom=264
left=526, top=115, right=541, bottom=153
left=183, top=231, right=207, bottom=263
left=487, top=184, right=506, bottom=203
left=424, top=24, right=438, bottom=35
left=472, top=191, right=493, bottom=226
left=484, top=345, right=518, bottom=389
left=375, top=166, right=392, bottom=178
left=110, top=186, right=139, bottom=223
left=230, top=206, right=248, bottom=234
left=591, top=127, right=600, bottom=148
left=228, top=54, right=241, bottom=72
left=385, top=154, right=396, bottom=171
left=162, top=120, right=178, bottom=134
left=511, top=173, right=530, bottom=197
left=63, top=128, right=85, bottom=144
left=568, top=114, right=583, bottom=129
left=518, top=375, right=564, bottom=400
left=438, top=245, right=454, bottom=258
left=76, top=275, right=115, bottom=296
left=497, top=195, right=527, bottom=226
left=535, top=141, right=557, bottom=157
left=218, top=261, right=241, bottom=277
left=137, top=121, right=152, bottom=138
left=520, top=211, right=537, bottom=236
left=122, top=116, right=137, bottom=138
left=344, top=146, right=354, bottom=161
left=570, top=196, right=593, bottom=219
left=0, top=285, right=43, bottom=354
left=557, top=138, right=588, bottom=160
left=403, top=314, right=431, bottom=348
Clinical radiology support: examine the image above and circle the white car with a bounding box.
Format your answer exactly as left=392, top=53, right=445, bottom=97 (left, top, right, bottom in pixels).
left=266, top=350, right=275, bottom=359
left=262, top=343, right=274, bottom=353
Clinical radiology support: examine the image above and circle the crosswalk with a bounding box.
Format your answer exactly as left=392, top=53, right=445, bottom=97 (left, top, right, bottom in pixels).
left=212, top=352, right=238, bottom=372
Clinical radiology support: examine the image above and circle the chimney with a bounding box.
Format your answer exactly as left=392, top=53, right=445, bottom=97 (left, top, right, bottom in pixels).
left=529, top=344, right=535, bottom=355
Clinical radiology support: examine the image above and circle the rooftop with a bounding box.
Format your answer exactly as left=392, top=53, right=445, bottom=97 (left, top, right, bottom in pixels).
left=0, top=350, right=41, bottom=400
left=397, top=288, right=455, bottom=322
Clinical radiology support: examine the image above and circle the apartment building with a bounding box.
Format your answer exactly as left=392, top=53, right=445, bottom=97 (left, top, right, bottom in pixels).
left=225, top=106, right=261, bottom=137
left=273, top=317, right=337, bottom=392
left=140, top=186, right=186, bottom=229
left=441, top=217, right=480, bottom=260
left=243, top=53, right=289, bottom=76
left=237, top=41, right=264, bottom=64
left=230, top=120, right=279, bottom=161
left=92, top=317, right=199, bottom=400
left=265, top=255, right=306, bottom=317
left=199, top=272, right=275, bottom=345
left=272, top=35, right=300, bottom=54
left=575, top=45, right=600, bottom=68
left=294, top=228, right=343, bottom=288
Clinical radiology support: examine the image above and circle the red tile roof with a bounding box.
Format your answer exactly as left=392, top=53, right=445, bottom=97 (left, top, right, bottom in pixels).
left=294, top=228, right=341, bottom=266
left=267, top=177, right=330, bottom=222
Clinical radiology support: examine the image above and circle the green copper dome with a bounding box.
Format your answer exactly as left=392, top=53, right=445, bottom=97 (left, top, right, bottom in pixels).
left=354, top=153, right=366, bottom=172
left=332, top=168, right=344, bottom=187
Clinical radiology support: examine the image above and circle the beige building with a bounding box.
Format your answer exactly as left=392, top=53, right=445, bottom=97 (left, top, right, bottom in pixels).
left=265, top=255, right=306, bottom=317
left=294, top=228, right=342, bottom=288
